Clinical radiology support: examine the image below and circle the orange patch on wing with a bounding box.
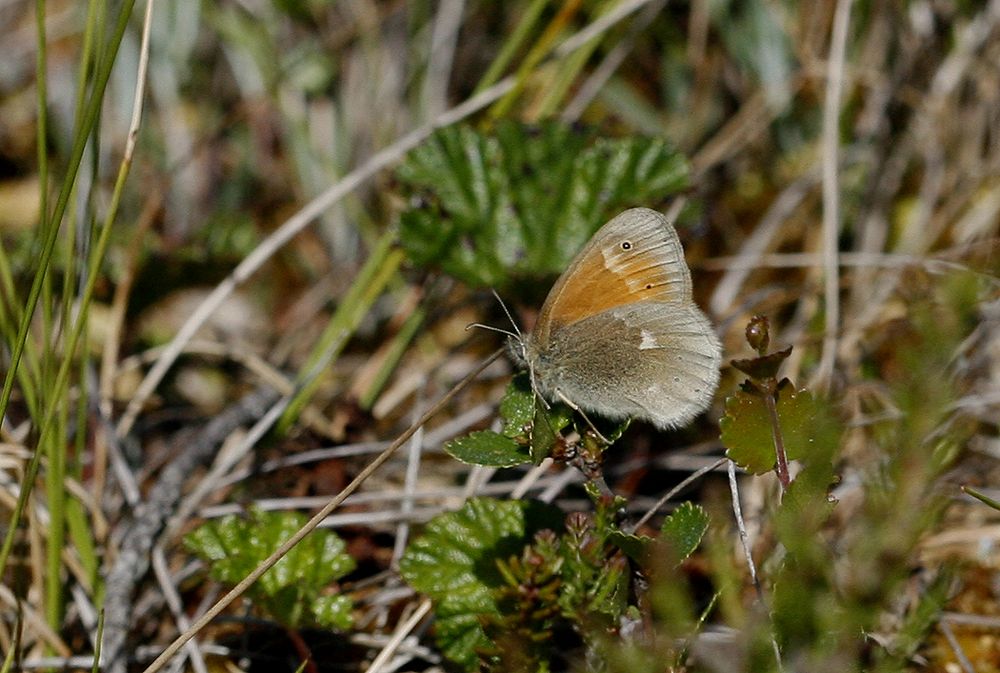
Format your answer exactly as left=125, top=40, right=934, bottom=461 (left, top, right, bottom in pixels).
left=546, top=251, right=667, bottom=327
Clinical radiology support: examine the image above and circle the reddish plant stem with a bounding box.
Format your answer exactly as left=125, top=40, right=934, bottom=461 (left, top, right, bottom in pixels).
left=765, top=391, right=790, bottom=492
left=285, top=627, right=319, bottom=673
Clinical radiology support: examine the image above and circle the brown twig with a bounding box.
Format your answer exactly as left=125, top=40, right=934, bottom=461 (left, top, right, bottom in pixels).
left=765, top=392, right=791, bottom=491
left=101, top=385, right=282, bottom=673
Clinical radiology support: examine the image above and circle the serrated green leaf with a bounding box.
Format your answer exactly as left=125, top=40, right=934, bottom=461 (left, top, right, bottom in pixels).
left=719, top=390, right=771, bottom=473
left=435, top=614, right=491, bottom=671
left=184, top=507, right=355, bottom=629
left=660, top=502, right=710, bottom=563
left=606, top=530, right=651, bottom=561
left=444, top=430, right=531, bottom=467
left=499, top=374, right=535, bottom=438
left=397, top=121, right=689, bottom=288
left=399, top=498, right=563, bottom=670
left=183, top=519, right=238, bottom=575
left=720, top=385, right=817, bottom=474
left=774, top=388, right=818, bottom=461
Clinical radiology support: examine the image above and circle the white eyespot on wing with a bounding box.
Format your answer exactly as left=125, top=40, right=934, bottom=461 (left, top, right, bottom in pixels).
left=594, top=209, right=691, bottom=298
left=639, top=329, right=658, bottom=350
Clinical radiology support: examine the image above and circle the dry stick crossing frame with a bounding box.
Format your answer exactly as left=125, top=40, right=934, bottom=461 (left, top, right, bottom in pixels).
left=139, top=350, right=503, bottom=673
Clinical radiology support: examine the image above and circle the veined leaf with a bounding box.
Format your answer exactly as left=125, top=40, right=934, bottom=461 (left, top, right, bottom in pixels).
left=444, top=430, right=530, bottom=468
left=397, top=122, right=689, bottom=288
left=399, top=498, right=563, bottom=670
left=184, top=507, right=355, bottom=629
left=720, top=385, right=817, bottom=475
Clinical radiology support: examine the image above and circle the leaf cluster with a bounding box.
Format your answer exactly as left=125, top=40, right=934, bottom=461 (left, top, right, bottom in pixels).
left=704, top=294, right=977, bottom=672
left=399, top=496, right=710, bottom=671
left=184, top=507, right=356, bottom=630
left=396, top=121, right=689, bottom=289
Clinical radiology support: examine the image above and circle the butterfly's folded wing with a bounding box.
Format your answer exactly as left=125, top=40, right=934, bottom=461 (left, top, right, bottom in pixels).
left=538, top=301, right=721, bottom=429
left=525, top=208, right=722, bottom=429
left=534, top=208, right=692, bottom=344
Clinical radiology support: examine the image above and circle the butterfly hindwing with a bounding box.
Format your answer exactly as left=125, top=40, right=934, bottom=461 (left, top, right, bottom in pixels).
left=533, top=300, right=720, bottom=429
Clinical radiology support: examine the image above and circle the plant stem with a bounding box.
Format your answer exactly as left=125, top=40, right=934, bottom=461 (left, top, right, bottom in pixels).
left=285, top=628, right=318, bottom=673
left=765, top=391, right=790, bottom=491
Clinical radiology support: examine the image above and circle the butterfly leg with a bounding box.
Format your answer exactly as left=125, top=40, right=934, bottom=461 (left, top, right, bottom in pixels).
left=525, top=366, right=551, bottom=411
left=555, top=389, right=612, bottom=445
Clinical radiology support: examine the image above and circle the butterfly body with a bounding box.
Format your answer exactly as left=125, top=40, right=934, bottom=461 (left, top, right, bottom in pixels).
left=517, top=208, right=721, bottom=430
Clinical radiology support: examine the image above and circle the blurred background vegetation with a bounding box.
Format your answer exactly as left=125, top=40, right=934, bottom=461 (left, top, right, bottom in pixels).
left=1, top=0, right=999, bottom=671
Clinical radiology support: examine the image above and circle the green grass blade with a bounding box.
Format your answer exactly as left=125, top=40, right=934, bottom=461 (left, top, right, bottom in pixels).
left=474, top=0, right=549, bottom=94
left=357, top=303, right=428, bottom=411
left=278, top=232, right=403, bottom=431
left=0, top=0, right=138, bottom=581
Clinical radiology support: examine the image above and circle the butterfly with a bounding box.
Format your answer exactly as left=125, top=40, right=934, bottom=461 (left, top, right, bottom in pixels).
left=510, top=208, right=721, bottom=430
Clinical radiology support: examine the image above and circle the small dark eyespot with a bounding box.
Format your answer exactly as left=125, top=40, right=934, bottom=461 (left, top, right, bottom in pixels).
left=621, top=241, right=632, bottom=250
left=645, top=284, right=653, bottom=290
left=673, top=376, right=680, bottom=382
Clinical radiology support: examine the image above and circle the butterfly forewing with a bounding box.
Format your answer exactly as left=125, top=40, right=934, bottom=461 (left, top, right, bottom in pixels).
left=535, top=209, right=693, bottom=342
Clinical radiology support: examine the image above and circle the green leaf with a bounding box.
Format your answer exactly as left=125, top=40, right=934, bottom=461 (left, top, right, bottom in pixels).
left=311, top=594, right=354, bottom=631
left=499, top=374, right=535, bottom=439
left=497, top=372, right=576, bottom=464
left=446, top=373, right=577, bottom=467
left=529, top=401, right=574, bottom=464
left=184, top=507, right=355, bottom=629
left=399, top=498, right=563, bottom=671
left=660, top=502, right=710, bottom=563
left=720, top=384, right=817, bottom=474
left=719, top=390, right=771, bottom=474
left=397, top=121, right=689, bottom=288
left=444, top=430, right=531, bottom=467
left=435, top=614, right=493, bottom=670
left=606, top=529, right=651, bottom=561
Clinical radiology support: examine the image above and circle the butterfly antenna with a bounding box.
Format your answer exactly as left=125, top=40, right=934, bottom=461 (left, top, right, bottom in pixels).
left=491, top=289, right=523, bottom=341
left=466, top=290, right=525, bottom=343
left=465, top=322, right=519, bottom=340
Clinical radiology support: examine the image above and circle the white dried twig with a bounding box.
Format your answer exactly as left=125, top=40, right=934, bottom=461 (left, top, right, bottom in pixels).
left=814, top=0, right=854, bottom=391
